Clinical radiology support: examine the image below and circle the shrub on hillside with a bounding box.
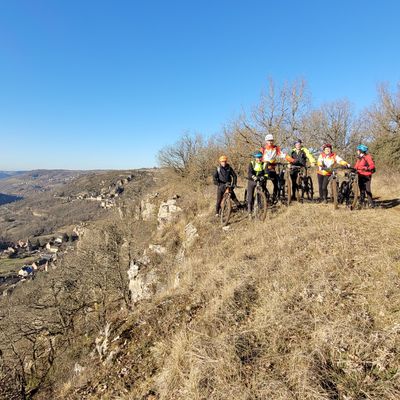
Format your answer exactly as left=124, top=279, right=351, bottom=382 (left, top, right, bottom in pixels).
left=370, top=133, right=400, bottom=171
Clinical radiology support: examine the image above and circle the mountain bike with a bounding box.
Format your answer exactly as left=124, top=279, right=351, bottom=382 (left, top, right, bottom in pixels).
left=273, top=163, right=292, bottom=205
left=290, top=165, right=314, bottom=201
left=326, top=168, right=340, bottom=209
left=219, top=184, right=233, bottom=226
left=244, top=177, right=269, bottom=221
left=338, top=168, right=359, bottom=210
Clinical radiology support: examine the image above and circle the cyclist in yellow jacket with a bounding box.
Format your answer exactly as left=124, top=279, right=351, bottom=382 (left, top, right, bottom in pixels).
left=288, top=139, right=316, bottom=200
left=247, top=151, right=266, bottom=215
left=317, top=143, right=350, bottom=203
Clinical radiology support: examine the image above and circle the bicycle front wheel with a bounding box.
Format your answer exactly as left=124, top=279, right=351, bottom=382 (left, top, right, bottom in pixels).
left=220, top=195, right=232, bottom=226
left=331, top=179, right=338, bottom=210
left=350, top=178, right=360, bottom=210
left=254, top=190, right=268, bottom=221
left=307, top=176, right=314, bottom=200
left=286, top=171, right=292, bottom=205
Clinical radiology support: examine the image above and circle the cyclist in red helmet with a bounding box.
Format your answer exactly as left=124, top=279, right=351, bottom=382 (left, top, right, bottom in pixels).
left=317, top=144, right=350, bottom=203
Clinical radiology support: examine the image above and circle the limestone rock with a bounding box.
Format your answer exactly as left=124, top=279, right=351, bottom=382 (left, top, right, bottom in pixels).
left=149, top=244, right=167, bottom=255
left=127, top=260, right=155, bottom=304
left=157, top=198, right=182, bottom=229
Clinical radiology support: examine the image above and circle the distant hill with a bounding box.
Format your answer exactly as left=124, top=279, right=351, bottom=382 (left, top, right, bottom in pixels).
left=0, top=171, right=26, bottom=180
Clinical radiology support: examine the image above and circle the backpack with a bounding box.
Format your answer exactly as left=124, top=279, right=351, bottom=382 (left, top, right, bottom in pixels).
left=364, top=157, right=376, bottom=173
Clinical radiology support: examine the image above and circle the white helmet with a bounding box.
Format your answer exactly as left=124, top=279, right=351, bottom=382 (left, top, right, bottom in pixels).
left=265, top=134, right=274, bottom=141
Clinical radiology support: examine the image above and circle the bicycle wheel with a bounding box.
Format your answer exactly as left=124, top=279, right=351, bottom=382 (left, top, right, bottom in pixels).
left=307, top=176, right=314, bottom=200
left=254, top=189, right=268, bottom=221
left=350, top=177, right=360, bottom=210
left=286, top=171, right=292, bottom=205
left=220, top=194, right=232, bottom=226
left=296, top=175, right=302, bottom=202
left=339, top=181, right=348, bottom=204
left=331, top=179, right=338, bottom=210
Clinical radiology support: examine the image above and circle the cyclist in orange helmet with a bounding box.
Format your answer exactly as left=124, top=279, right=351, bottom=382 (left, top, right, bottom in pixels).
left=213, top=155, right=241, bottom=216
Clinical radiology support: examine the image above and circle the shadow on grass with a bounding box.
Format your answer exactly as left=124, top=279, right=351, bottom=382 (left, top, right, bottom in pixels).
left=0, top=193, right=23, bottom=206
left=375, top=198, right=400, bottom=209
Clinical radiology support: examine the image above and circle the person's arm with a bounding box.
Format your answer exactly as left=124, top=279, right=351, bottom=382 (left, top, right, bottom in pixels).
left=285, top=151, right=295, bottom=164
left=248, top=163, right=255, bottom=180
left=303, top=147, right=316, bottom=165
left=213, top=168, right=219, bottom=185
left=335, top=155, right=350, bottom=167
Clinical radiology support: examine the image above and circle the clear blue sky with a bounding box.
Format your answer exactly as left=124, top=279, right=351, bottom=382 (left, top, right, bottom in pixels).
left=1, top=0, right=399, bottom=170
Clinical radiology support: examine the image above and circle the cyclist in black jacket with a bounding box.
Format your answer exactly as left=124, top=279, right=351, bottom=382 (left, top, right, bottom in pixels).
left=213, top=155, right=241, bottom=216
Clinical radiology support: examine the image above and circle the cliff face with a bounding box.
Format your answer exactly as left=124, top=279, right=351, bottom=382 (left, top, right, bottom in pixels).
left=2, top=172, right=400, bottom=400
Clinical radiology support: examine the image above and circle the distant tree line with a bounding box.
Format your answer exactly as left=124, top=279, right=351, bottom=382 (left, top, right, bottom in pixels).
left=158, top=79, right=400, bottom=179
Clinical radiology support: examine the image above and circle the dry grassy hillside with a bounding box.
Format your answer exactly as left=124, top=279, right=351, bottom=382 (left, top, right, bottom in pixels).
left=50, top=171, right=400, bottom=400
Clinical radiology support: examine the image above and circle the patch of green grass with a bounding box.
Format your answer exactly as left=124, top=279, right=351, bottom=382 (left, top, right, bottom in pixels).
left=0, top=256, right=36, bottom=275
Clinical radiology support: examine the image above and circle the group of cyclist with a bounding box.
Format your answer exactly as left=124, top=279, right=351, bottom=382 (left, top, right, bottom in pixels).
left=213, top=134, right=376, bottom=217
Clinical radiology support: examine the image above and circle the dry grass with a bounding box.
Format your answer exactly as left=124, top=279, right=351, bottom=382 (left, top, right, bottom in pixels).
left=58, top=171, right=400, bottom=400
left=150, top=172, right=400, bottom=400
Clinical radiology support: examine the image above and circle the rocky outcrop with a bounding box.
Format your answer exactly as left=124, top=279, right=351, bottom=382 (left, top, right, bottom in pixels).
left=127, top=259, right=156, bottom=304
left=140, top=193, right=159, bottom=221
left=157, top=198, right=182, bottom=229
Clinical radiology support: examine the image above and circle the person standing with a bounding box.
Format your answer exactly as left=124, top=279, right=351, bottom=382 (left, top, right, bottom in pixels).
left=247, top=151, right=266, bottom=215
left=317, top=144, right=350, bottom=203
left=354, top=144, right=375, bottom=207
left=213, top=155, right=241, bottom=216
left=260, top=134, right=294, bottom=202
left=288, top=139, right=316, bottom=199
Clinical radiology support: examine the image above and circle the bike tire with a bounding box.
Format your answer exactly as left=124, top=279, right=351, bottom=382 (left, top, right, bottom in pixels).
left=254, top=189, right=268, bottom=221
left=331, top=179, right=338, bottom=210
left=286, top=170, right=292, bottom=205
left=307, top=176, right=314, bottom=200
left=220, top=194, right=232, bottom=226
left=339, top=181, right=348, bottom=205
left=350, top=177, right=360, bottom=210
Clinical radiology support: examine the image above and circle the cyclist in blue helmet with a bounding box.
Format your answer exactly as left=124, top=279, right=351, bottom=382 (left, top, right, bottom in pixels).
left=354, top=144, right=376, bottom=207
left=247, top=151, right=267, bottom=216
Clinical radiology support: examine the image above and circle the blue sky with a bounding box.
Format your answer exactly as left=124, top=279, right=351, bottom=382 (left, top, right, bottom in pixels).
left=1, top=0, right=399, bottom=170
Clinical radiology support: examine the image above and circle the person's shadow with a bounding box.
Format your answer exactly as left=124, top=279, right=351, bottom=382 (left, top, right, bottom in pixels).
left=374, top=197, right=400, bottom=209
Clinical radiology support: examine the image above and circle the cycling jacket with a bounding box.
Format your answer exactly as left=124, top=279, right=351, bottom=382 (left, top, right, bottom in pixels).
left=213, top=164, right=238, bottom=186
left=354, top=154, right=375, bottom=176
left=317, top=152, right=348, bottom=176
left=248, top=161, right=266, bottom=179
left=290, top=147, right=316, bottom=166
left=260, top=145, right=294, bottom=169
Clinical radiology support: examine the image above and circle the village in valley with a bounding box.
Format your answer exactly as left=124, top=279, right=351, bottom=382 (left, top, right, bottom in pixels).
left=0, top=226, right=84, bottom=296
left=0, top=171, right=143, bottom=297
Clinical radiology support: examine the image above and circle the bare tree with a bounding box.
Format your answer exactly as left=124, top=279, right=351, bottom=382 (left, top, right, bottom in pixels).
left=367, top=82, right=400, bottom=138
left=157, top=132, right=204, bottom=176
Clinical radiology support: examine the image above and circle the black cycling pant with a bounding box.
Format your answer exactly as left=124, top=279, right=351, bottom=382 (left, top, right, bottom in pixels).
left=290, top=170, right=300, bottom=198
left=266, top=170, right=279, bottom=199
left=318, top=174, right=330, bottom=201
left=246, top=180, right=266, bottom=212
left=216, top=184, right=239, bottom=214
left=358, top=175, right=373, bottom=205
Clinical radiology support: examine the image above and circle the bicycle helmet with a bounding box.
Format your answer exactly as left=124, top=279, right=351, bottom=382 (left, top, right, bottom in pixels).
left=253, top=151, right=263, bottom=158
left=219, top=155, right=228, bottom=162
left=322, top=143, right=332, bottom=149
left=357, top=144, right=368, bottom=153
left=265, top=134, right=274, bottom=141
